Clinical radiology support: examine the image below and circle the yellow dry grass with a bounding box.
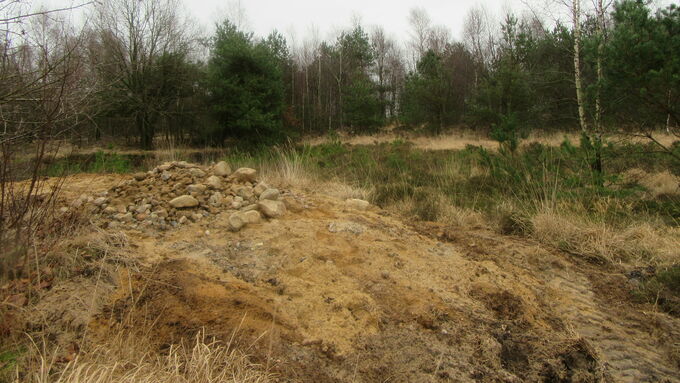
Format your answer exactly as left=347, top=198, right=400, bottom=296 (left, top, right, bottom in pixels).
left=305, top=131, right=679, bottom=152
left=20, top=330, right=272, bottom=383
left=531, top=210, right=680, bottom=266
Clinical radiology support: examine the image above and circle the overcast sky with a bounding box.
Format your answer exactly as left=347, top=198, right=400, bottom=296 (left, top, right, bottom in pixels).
left=194, top=0, right=528, bottom=41
left=38, top=0, right=676, bottom=44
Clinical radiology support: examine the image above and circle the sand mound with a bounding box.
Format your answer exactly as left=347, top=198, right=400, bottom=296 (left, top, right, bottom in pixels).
left=19, top=164, right=680, bottom=382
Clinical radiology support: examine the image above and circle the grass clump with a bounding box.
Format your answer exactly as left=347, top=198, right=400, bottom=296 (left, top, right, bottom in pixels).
left=634, top=266, right=680, bottom=316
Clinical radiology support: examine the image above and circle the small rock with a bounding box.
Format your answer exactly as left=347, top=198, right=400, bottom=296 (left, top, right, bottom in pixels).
left=241, top=204, right=258, bottom=212
left=213, top=161, right=232, bottom=177
left=134, top=173, right=148, bottom=181
left=282, top=197, right=304, bottom=213
left=228, top=212, right=246, bottom=231
left=157, top=164, right=172, bottom=172
left=170, top=195, right=199, bottom=208
left=191, top=213, right=203, bottom=222
left=253, top=182, right=269, bottom=196
left=258, top=200, right=286, bottom=218
left=161, top=171, right=172, bottom=181
left=206, top=175, right=222, bottom=189
left=92, top=197, right=107, bottom=206
left=259, top=188, right=280, bottom=201
left=209, top=192, right=224, bottom=207
left=120, top=213, right=134, bottom=222
left=135, top=213, right=148, bottom=221
left=135, top=204, right=151, bottom=214
left=103, top=206, right=117, bottom=214
left=178, top=216, right=188, bottom=224
left=59, top=207, right=69, bottom=213
left=189, top=168, right=206, bottom=178
left=231, top=200, right=243, bottom=209
left=242, top=210, right=261, bottom=224
left=345, top=198, right=370, bottom=211
left=187, top=184, right=208, bottom=194
left=236, top=186, right=254, bottom=200
left=232, top=168, right=257, bottom=182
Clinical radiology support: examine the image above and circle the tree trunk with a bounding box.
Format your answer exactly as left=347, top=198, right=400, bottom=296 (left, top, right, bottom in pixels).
left=572, top=0, right=588, bottom=134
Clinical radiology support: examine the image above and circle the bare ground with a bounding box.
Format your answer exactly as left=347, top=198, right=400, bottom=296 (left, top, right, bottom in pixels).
left=21, top=173, right=680, bottom=382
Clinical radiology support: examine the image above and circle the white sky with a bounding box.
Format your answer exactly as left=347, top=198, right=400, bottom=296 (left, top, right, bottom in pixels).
left=36, top=0, right=677, bottom=44
left=197, top=0, right=528, bottom=41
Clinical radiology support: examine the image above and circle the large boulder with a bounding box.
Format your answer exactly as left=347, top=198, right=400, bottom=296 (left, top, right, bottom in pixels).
left=213, top=161, right=232, bottom=177
left=258, top=200, right=286, bottom=218
left=232, top=168, right=257, bottom=183
left=169, top=195, right=199, bottom=208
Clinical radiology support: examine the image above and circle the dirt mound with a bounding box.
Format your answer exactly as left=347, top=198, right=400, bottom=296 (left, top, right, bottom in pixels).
left=25, top=163, right=680, bottom=382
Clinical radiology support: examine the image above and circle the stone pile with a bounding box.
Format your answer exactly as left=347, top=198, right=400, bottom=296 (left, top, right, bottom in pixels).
left=77, top=161, right=303, bottom=231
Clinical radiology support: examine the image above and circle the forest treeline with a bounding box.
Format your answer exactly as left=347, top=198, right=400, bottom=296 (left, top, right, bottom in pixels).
left=0, top=0, right=678, bottom=150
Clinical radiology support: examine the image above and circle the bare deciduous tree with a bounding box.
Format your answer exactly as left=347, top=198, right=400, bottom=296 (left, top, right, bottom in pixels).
left=92, top=0, right=195, bottom=149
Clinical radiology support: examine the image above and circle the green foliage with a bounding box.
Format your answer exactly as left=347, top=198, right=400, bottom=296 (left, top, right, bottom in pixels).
left=342, top=76, right=384, bottom=131
left=207, top=20, right=286, bottom=146
left=401, top=50, right=461, bottom=133
left=0, top=348, right=22, bottom=382
left=489, top=113, right=528, bottom=153
left=604, top=0, right=680, bottom=127
left=46, top=151, right=132, bottom=176
left=634, top=265, right=680, bottom=315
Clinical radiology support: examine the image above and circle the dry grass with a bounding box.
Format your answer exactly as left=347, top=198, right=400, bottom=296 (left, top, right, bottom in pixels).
left=304, top=131, right=679, bottom=152
left=621, top=168, right=680, bottom=198
left=247, top=146, right=373, bottom=201
left=531, top=210, right=680, bottom=266
left=19, top=330, right=272, bottom=383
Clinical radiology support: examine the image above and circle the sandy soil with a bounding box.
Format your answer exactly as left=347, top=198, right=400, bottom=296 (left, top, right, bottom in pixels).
left=27, top=172, right=680, bottom=382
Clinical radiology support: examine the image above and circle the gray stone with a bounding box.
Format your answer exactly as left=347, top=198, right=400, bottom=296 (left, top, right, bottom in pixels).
left=213, top=161, right=232, bottom=177
left=169, top=195, right=199, bottom=208
left=242, top=210, right=261, bottom=224
left=161, top=171, right=172, bottom=181
left=241, top=204, right=258, bottom=212
left=206, top=175, right=222, bottom=189
left=253, top=182, right=269, bottom=196
left=259, top=188, right=280, bottom=201
left=187, top=184, right=208, bottom=194
left=228, top=212, right=246, bottom=231
left=208, top=192, right=224, bottom=207
left=236, top=186, right=254, bottom=200
left=258, top=200, right=286, bottom=218
left=190, top=168, right=206, bottom=178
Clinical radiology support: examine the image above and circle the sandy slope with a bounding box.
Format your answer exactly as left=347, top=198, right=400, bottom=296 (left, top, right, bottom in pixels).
left=41, top=173, right=680, bottom=382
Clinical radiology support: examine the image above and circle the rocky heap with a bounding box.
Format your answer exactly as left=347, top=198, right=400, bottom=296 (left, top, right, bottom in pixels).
left=78, top=161, right=305, bottom=232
